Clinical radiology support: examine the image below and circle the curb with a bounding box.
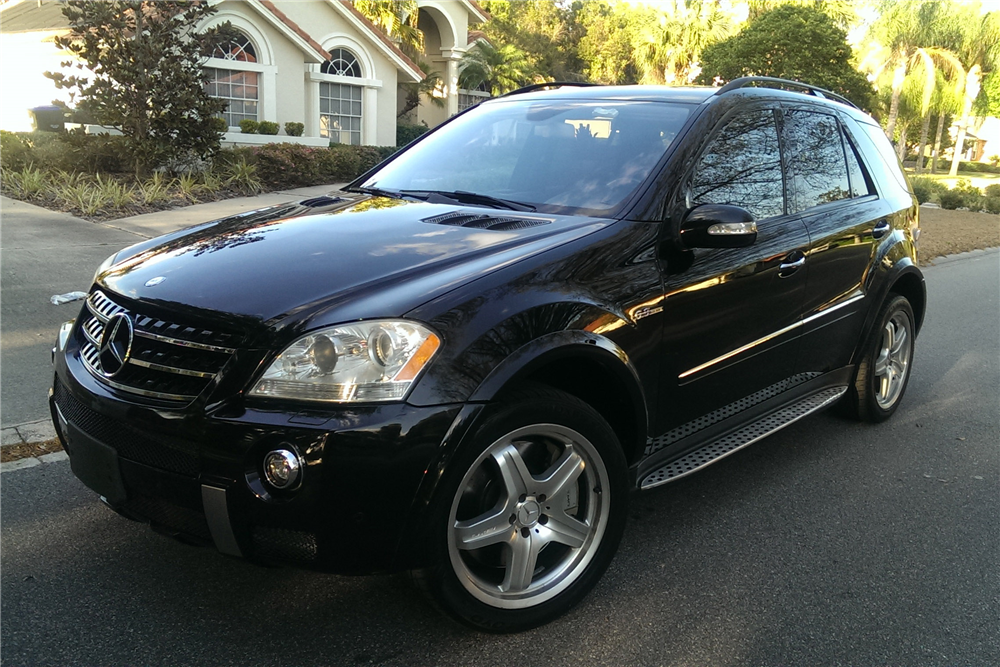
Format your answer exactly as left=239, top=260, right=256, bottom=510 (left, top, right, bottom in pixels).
left=1, top=418, right=56, bottom=447
left=923, top=246, right=999, bottom=267
left=1, top=451, right=68, bottom=473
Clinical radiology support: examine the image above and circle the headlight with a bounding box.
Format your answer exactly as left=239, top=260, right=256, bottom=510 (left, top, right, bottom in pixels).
left=93, top=252, right=117, bottom=285
left=249, top=320, right=440, bottom=403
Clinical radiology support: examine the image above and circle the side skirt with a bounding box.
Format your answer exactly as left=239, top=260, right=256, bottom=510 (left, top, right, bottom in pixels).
left=635, top=367, right=852, bottom=491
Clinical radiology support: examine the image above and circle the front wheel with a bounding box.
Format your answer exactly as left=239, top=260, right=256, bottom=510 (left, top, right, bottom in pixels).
left=414, top=386, right=628, bottom=632
left=844, top=294, right=915, bottom=422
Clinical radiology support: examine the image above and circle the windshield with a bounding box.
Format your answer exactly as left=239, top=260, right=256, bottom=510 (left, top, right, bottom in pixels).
left=361, top=99, right=692, bottom=216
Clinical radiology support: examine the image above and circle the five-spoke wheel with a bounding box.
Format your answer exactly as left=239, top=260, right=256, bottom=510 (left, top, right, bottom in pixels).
left=845, top=294, right=916, bottom=422
left=415, top=386, right=627, bottom=632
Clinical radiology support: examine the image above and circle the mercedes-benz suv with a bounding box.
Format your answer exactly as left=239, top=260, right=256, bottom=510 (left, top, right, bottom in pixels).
left=51, top=78, right=925, bottom=632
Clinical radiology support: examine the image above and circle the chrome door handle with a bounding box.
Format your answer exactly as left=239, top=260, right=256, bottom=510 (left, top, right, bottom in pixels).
left=872, top=219, right=891, bottom=239
left=778, top=254, right=805, bottom=278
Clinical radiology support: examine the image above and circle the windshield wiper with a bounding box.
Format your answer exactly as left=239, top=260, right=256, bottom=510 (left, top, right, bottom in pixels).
left=348, top=185, right=412, bottom=200
left=399, top=190, right=536, bottom=212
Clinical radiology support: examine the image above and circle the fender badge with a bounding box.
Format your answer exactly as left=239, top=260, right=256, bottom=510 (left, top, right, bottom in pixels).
left=144, top=276, right=166, bottom=287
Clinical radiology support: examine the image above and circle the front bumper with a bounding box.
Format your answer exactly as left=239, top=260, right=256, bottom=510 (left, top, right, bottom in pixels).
left=51, top=348, right=463, bottom=574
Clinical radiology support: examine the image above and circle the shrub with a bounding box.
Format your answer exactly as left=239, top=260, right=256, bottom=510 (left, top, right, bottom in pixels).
left=0, top=131, right=34, bottom=171
left=909, top=177, right=948, bottom=204
left=985, top=196, right=1000, bottom=214
left=396, top=122, right=430, bottom=147
left=254, top=142, right=322, bottom=188
left=258, top=120, right=279, bottom=136
left=239, top=119, right=259, bottom=134
left=208, top=116, right=228, bottom=135
left=284, top=122, right=304, bottom=137
left=953, top=180, right=984, bottom=211
left=318, top=145, right=361, bottom=181
left=984, top=184, right=1000, bottom=199
left=938, top=189, right=965, bottom=209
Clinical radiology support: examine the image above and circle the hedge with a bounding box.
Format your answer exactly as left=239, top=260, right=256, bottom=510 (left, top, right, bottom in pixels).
left=0, top=130, right=400, bottom=188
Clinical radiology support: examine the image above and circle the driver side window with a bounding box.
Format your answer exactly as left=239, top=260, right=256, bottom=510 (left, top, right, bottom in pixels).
left=689, top=109, right=785, bottom=221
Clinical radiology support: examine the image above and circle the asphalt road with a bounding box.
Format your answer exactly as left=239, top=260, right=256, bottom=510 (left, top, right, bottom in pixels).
left=2, top=248, right=997, bottom=665
left=1, top=198, right=146, bottom=426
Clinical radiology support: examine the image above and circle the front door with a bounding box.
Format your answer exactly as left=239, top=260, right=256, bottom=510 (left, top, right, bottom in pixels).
left=655, top=106, right=811, bottom=441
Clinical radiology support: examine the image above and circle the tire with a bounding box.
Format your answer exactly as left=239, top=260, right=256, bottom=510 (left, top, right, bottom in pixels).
left=413, top=385, right=629, bottom=632
left=844, top=294, right=915, bottom=423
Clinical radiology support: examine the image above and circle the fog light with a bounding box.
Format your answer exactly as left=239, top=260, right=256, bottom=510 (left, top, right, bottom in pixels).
left=263, top=449, right=302, bottom=490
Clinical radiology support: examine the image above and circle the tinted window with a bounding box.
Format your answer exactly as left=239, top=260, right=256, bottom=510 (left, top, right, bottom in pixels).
left=857, top=120, right=911, bottom=193
left=784, top=110, right=851, bottom=212
left=843, top=130, right=873, bottom=198
left=688, top=109, right=784, bottom=220
left=363, top=100, right=691, bottom=215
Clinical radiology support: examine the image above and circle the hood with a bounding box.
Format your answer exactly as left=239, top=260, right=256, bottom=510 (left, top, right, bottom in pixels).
left=99, top=197, right=612, bottom=329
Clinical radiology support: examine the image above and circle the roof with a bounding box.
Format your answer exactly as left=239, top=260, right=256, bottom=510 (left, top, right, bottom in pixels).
left=463, top=1, right=490, bottom=23
left=332, top=0, right=424, bottom=82
left=467, top=29, right=489, bottom=45
left=258, top=0, right=330, bottom=62
left=502, top=85, right=719, bottom=105
left=0, top=0, right=69, bottom=33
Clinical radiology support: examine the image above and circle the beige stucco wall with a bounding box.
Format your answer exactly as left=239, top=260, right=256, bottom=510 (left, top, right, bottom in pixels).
left=0, top=30, right=73, bottom=132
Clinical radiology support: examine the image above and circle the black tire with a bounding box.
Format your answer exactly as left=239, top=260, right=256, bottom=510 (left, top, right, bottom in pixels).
left=844, top=294, right=915, bottom=423
left=412, top=385, right=629, bottom=632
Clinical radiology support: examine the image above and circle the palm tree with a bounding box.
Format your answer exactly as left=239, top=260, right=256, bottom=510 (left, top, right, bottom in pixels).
left=458, top=41, right=535, bottom=96
left=354, top=0, right=423, bottom=58
left=945, top=5, right=1000, bottom=176
left=635, top=0, right=734, bottom=85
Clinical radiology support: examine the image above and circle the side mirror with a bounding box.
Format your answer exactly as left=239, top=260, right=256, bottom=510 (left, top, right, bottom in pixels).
left=679, top=204, right=757, bottom=249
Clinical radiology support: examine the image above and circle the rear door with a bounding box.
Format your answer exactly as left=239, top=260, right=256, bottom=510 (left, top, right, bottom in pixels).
left=782, top=106, right=890, bottom=372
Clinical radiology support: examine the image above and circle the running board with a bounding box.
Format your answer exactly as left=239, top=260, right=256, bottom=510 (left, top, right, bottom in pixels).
left=640, top=386, right=847, bottom=490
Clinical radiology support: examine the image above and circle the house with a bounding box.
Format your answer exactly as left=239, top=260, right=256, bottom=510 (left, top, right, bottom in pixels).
left=0, top=0, right=488, bottom=147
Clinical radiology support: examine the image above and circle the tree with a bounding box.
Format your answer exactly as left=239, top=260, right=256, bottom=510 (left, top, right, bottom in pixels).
left=398, top=58, right=445, bottom=118
left=697, top=4, right=874, bottom=110
left=354, top=0, right=423, bottom=58
left=635, top=0, right=734, bottom=85
left=577, top=1, right=642, bottom=85
left=458, top=41, right=535, bottom=96
left=479, top=1, right=583, bottom=81
left=45, top=1, right=228, bottom=176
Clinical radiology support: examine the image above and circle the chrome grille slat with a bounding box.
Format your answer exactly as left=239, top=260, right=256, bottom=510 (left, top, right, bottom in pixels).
left=133, top=329, right=235, bottom=354
left=129, top=358, right=217, bottom=379
left=77, top=290, right=240, bottom=405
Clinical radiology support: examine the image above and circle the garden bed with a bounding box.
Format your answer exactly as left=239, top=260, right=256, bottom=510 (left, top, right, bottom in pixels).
left=918, top=206, right=1000, bottom=262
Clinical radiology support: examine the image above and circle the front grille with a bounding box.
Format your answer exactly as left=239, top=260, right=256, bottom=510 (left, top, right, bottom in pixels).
left=54, top=379, right=199, bottom=476
left=78, top=290, right=240, bottom=404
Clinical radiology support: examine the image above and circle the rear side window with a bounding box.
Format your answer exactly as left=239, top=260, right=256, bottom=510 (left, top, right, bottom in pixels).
left=856, top=120, right=911, bottom=193
left=688, top=109, right=785, bottom=220
left=843, top=131, right=873, bottom=198
left=783, top=110, right=851, bottom=212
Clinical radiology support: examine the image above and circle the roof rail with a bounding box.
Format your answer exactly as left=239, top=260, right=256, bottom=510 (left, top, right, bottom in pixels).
left=498, top=82, right=600, bottom=98
left=714, top=76, right=859, bottom=110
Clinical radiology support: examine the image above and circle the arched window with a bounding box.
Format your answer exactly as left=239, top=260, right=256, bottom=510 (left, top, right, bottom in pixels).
left=322, top=49, right=361, bottom=77
left=211, top=33, right=257, bottom=62
left=204, top=30, right=259, bottom=128
left=319, top=48, right=363, bottom=145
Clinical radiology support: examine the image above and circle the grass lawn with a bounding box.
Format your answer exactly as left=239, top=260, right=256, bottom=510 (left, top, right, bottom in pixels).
left=905, top=169, right=1000, bottom=190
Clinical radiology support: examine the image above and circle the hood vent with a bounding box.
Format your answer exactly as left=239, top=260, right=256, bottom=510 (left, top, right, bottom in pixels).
left=422, top=211, right=551, bottom=232
left=299, top=195, right=345, bottom=207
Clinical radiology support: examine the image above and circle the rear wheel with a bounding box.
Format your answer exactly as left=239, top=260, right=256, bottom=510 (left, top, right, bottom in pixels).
left=414, top=386, right=628, bottom=632
left=845, top=294, right=915, bottom=422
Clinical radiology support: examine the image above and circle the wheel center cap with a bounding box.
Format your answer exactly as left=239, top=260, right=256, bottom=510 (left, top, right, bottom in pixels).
left=517, top=499, right=541, bottom=527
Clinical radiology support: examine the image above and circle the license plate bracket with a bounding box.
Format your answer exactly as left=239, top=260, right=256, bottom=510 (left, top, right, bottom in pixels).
left=66, top=422, right=127, bottom=505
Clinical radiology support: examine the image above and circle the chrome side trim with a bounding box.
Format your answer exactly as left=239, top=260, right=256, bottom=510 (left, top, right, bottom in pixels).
left=202, top=485, right=243, bottom=557
left=128, top=358, right=217, bottom=379
left=679, top=293, right=866, bottom=379
left=133, top=330, right=235, bottom=354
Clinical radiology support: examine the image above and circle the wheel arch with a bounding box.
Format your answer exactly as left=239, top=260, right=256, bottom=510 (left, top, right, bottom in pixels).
left=468, top=331, right=649, bottom=466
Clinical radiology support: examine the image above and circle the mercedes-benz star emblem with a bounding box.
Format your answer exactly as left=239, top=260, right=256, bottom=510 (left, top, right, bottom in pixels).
left=98, top=313, right=133, bottom=377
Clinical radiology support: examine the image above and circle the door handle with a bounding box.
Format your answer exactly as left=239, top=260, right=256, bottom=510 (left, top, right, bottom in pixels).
left=872, top=219, right=891, bottom=239
left=778, top=252, right=805, bottom=278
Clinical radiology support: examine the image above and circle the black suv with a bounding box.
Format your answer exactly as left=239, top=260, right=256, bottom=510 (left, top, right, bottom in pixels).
left=51, top=78, right=924, bottom=632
